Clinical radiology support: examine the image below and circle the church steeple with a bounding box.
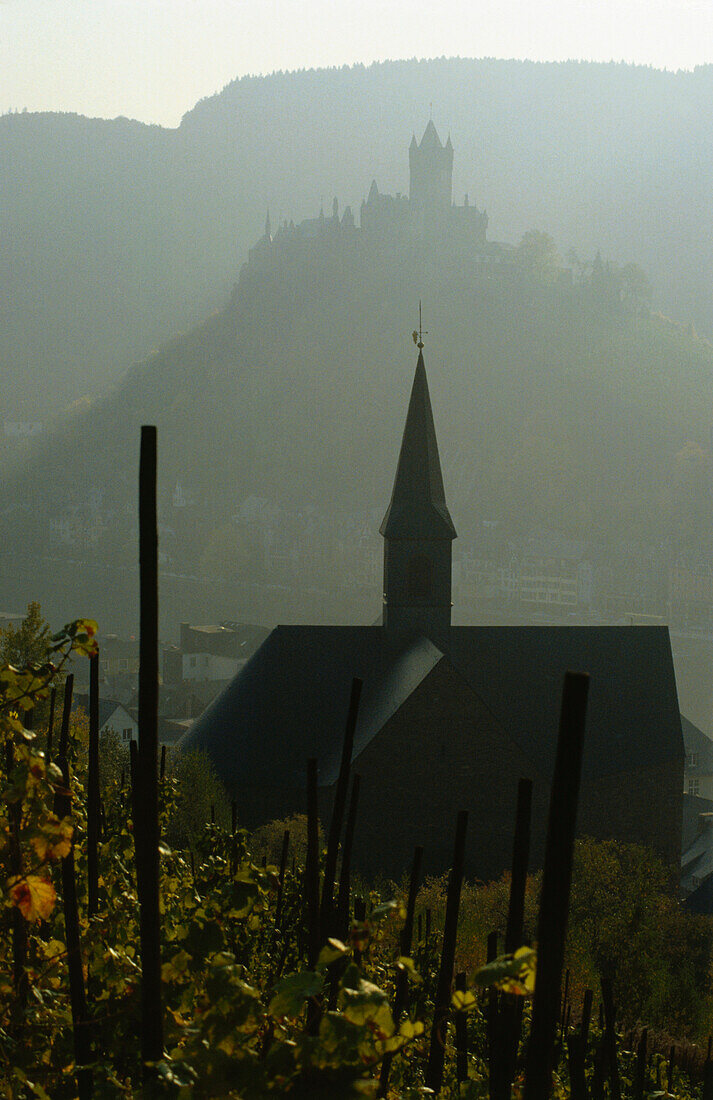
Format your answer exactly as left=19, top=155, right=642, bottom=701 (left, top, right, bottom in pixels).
left=381, top=345, right=456, bottom=635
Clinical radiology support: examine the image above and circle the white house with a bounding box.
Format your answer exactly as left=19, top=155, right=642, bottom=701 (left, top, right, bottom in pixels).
left=74, top=694, right=138, bottom=743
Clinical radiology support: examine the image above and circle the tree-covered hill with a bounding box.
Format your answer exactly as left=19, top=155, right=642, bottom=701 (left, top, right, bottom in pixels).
left=7, top=230, right=713, bottom=585
left=2, top=58, right=712, bottom=419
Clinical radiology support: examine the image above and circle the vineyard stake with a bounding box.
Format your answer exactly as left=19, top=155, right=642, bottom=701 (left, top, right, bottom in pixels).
left=633, top=1028, right=647, bottom=1100
left=55, top=756, right=93, bottom=1099
left=137, top=424, right=164, bottom=1069
left=506, top=777, right=533, bottom=954
left=486, top=930, right=499, bottom=1094
left=425, top=809, right=468, bottom=1094
left=46, top=685, right=56, bottom=757
left=275, top=828, right=290, bottom=926
left=336, top=773, right=361, bottom=939
left=57, top=673, right=74, bottom=762
left=6, top=737, right=27, bottom=1002
left=455, top=970, right=469, bottom=1082
left=703, top=1040, right=713, bottom=1100
left=668, top=1044, right=675, bottom=1094
left=87, top=650, right=100, bottom=917
left=600, top=978, right=621, bottom=1100
left=321, top=677, right=362, bottom=940
left=524, top=670, right=589, bottom=1100
left=354, top=897, right=366, bottom=967
left=378, top=845, right=424, bottom=1097
left=566, top=989, right=592, bottom=1100
left=129, top=738, right=144, bottom=900
left=493, top=777, right=534, bottom=1100
left=305, top=757, right=320, bottom=970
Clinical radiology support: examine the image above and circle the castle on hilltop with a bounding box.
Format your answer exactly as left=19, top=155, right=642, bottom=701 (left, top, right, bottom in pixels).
left=247, top=122, right=496, bottom=269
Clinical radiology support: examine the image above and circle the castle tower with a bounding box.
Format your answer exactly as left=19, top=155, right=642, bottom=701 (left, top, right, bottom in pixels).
left=409, top=121, right=454, bottom=218
left=380, top=345, right=457, bottom=635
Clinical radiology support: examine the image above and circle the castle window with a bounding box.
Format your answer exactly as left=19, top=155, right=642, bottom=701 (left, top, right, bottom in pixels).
left=407, top=554, right=433, bottom=598
left=689, top=779, right=700, bottom=796
left=690, top=753, right=699, bottom=768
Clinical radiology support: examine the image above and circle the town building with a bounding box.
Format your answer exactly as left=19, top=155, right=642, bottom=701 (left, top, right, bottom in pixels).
left=181, top=342, right=684, bottom=879
left=163, top=621, right=270, bottom=684
left=73, top=694, right=138, bottom=743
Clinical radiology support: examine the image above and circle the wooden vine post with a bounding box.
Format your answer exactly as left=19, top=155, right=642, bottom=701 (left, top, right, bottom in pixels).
left=305, top=757, right=320, bottom=970
left=53, top=673, right=93, bottom=1099
left=336, top=772, right=361, bottom=938
left=425, top=809, right=468, bottom=1094
left=87, top=649, right=100, bottom=917
left=492, top=776, right=534, bottom=1100
left=136, top=425, right=164, bottom=1069
left=320, top=677, right=362, bottom=940
left=524, top=671, right=589, bottom=1100
left=379, top=844, right=424, bottom=1097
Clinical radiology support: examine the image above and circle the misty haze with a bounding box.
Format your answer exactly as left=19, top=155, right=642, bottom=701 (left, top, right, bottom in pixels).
left=3, top=13, right=713, bottom=1097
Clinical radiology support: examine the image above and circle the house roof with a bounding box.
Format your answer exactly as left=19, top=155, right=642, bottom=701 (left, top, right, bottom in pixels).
left=180, top=624, right=682, bottom=793
left=74, top=694, right=133, bottom=730
left=681, top=715, right=713, bottom=772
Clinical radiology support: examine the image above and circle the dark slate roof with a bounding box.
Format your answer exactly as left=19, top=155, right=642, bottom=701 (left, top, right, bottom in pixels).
left=74, top=694, right=131, bottom=730
left=682, top=792, right=713, bottom=852
left=180, top=628, right=441, bottom=790
left=380, top=351, right=457, bottom=541
left=681, top=715, right=713, bottom=772
left=444, top=626, right=683, bottom=781
left=180, top=624, right=682, bottom=791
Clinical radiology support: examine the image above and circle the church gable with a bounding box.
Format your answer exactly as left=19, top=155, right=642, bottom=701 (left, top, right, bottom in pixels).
left=350, top=656, right=546, bottom=879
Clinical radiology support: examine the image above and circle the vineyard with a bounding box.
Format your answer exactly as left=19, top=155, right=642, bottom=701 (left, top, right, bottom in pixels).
left=2, top=427, right=713, bottom=1098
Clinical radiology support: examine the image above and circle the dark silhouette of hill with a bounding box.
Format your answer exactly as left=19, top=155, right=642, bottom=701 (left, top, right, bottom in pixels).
left=2, top=59, right=712, bottom=419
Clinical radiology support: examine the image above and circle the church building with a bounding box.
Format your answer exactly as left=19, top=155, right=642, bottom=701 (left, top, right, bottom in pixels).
left=181, top=345, right=684, bottom=878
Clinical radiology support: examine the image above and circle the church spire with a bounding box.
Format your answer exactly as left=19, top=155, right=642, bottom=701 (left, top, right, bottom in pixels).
left=381, top=341, right=456, bottom=635
left=380, top=347, right=456, bottom=541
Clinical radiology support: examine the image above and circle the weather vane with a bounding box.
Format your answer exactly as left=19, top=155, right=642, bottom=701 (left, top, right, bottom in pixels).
left=412, top=301, right=427, bottom=350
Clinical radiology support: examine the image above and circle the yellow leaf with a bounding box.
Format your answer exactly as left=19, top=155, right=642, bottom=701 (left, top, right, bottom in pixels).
left=9, top=875, right=57, bottom=922
left=30, top=815, right=73, bottom=861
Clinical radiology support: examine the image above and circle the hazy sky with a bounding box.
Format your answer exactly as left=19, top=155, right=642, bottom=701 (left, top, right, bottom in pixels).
left=1, top=0, right=711, bottom=127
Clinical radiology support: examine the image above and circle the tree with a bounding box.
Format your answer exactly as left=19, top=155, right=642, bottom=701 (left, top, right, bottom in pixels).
left=566, top=837, right=713, bottom=1033
left=618, top=261, right=652, bottom=305
left=166, top=748, right=231, bottom=845
left=515, top=230, right=560, bottom=279
left=0, top=600, right=51, bottom=668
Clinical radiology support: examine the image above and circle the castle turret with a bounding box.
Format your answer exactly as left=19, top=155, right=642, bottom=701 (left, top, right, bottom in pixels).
left=408, top=121, right=454, bottom=219
left=380, top=346, right=456, bottom=635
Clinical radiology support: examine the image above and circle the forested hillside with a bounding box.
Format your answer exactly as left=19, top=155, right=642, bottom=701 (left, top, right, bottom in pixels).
left=7, top=234, right=713, bottom=572
left=1, top=59, right=712, bottom=419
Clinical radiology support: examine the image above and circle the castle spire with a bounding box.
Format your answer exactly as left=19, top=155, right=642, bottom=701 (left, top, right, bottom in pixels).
left=264, top=209, right=272, bottom=240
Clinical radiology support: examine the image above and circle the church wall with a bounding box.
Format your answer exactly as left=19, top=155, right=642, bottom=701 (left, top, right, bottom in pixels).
left=343, top=658, right=682, bottom=881
left=577, top=760, right=683, bottom=870
left=349, top=658, right=547, bottom=881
